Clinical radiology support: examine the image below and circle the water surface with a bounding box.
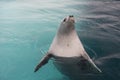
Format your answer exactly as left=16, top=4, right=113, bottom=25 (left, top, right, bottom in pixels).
left=0, top=0, right=120, bottom=80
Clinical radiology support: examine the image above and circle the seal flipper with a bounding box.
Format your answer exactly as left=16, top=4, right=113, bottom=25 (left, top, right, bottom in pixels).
left=86, top=58, right=102, bottom=73
left=79, top=53, right=102, bottom=73
left=34, top=53, right=53, bottom=72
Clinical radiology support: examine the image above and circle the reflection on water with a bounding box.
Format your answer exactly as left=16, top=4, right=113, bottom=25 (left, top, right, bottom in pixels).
left=0, top=0, right=120, bottom=80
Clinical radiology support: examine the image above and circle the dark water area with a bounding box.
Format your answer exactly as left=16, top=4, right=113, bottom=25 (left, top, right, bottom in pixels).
left=77, top=0, right=120, bottom=80
left=0, top=0, right=120, bottom=80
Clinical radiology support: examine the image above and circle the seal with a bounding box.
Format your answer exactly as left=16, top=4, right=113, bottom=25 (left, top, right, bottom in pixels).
left=34, top=15, right=101, bottom=79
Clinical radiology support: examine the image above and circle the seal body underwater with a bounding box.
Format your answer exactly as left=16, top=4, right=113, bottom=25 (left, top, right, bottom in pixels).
left=34, top=15, right=101, bottom=79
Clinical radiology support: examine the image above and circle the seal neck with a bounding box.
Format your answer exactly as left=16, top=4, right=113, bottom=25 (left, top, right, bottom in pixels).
left=57, top=23, right=75, bottom=36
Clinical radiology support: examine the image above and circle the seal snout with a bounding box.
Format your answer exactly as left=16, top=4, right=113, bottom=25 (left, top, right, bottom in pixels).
left=63, top=15, right=75, bottom=23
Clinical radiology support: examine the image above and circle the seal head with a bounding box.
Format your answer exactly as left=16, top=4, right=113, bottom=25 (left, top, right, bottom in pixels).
left=57, top=15, right=75, bottom=35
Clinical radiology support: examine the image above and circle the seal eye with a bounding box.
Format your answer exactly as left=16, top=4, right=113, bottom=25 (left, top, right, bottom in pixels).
left=63, top=18, right=67, bottom=22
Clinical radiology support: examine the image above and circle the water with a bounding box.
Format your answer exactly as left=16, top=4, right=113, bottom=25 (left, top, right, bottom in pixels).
left=0, top=0, right=120, bottom=80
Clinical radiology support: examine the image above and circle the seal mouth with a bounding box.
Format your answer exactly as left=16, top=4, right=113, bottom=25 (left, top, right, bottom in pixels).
left=63, top=15, right=75, bottom=23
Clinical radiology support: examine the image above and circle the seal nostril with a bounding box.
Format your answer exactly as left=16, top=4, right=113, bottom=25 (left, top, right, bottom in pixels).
left=69, top=15, right=74, bottom=17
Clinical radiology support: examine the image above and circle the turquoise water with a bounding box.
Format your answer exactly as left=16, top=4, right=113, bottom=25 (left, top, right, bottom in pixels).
left=0, top=0, right=120, bottom=80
